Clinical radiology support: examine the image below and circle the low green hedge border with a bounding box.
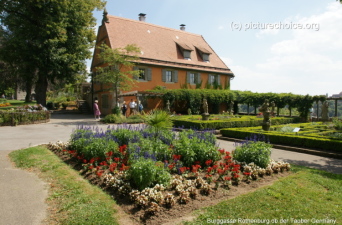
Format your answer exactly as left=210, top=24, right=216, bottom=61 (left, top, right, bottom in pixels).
left=173, top=116, right=299, bottom=130
left=0, top=111, right=51, bottom=126
left=221, top=124, right=342, bottom=152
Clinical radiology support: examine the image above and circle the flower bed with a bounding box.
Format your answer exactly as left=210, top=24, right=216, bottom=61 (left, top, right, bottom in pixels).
left=0, top=105, right=50, bottom=126
left=48, top=126, right=291, bottom=224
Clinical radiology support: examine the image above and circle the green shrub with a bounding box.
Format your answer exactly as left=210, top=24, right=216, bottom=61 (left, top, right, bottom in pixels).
left=233, top=141, right=272, bottom=168
left=332, top=117, right=342, bottom=130
left=173, top=116, right=298, bottom=130
left=102, top=114, right=127, bottom=124
left=220, top=123, right=342, bottom=152
left=128, top=158, right=171, bottom=190
left=111, top=106, right=121, bottom=116
left=129, top=139, right=172, bottom=162
left=80, top=138, right=118, bottom=160
left=174, top=130, right=220, bottom=167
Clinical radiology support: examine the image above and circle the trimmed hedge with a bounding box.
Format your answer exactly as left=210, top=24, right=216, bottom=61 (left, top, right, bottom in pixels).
left=0, top=111, right=51, bottom=126
left=173, top=116, right=299, bottom=130
left=221, top=123, right=342, bottom=152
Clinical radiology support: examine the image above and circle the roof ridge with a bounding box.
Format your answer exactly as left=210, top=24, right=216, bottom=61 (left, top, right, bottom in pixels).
left=106, top=14, right=202, bottom=37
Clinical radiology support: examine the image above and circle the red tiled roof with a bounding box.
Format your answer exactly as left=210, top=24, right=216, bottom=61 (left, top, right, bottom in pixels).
left=103, top=15, right=233, bottom=75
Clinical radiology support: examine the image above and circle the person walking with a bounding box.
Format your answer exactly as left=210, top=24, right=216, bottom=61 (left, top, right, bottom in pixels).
left=94, top=100, right=101, bottom=120
left=138, top=100, right=143, bottom=113
left=129, top=99, right=137, bottom=116
left=121, top=101, right=127, bottom=117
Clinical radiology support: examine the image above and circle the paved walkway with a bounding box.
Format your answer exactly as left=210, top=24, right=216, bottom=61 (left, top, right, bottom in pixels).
left=0, top=113, right=341, bottom=225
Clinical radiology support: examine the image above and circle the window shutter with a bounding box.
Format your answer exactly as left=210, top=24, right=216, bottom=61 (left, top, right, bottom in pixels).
left=196, top=73, right=201, bottom=84
left=186, top=72, right=190, bottom=83
left=162, top=69, right=166, bottom=82
left=217, top=75, right=221, bottom=85
left=174, top=70, right=178, bottom=83
left=133, top=67, right=138, bottom=80
left=147, top=68, right=152, bottom=81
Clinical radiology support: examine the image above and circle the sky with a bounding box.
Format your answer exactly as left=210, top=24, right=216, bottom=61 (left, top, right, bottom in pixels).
left=88, top=0, right=342, bottom=97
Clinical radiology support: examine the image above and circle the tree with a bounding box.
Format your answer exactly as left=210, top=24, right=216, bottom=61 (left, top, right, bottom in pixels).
left=0, top=0, right=105, bottom=105
left=95, top=44, right=141, bottom=109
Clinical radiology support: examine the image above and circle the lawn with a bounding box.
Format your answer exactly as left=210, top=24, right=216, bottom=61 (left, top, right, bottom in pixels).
left=185, top=165, right=341, bottom=225
left=9, top=146, right=119, bottom=225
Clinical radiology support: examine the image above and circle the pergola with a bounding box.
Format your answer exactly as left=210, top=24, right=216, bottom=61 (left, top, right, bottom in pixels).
left=327, top=97, right=342, bottom=117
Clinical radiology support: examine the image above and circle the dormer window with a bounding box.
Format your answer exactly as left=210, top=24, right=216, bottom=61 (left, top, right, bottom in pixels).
left=176, top=42, right=193, bottom=60
left=183, top=50, right=191, bottom=60
left=195, top=46, right=211, bottom=62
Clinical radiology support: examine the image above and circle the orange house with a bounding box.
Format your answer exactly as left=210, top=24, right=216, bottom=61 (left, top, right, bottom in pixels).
left=91, top=12, right=234, bottom=115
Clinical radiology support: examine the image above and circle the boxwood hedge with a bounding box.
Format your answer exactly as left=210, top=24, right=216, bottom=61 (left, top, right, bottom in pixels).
left=173, top=116, right=299, bottom=130
left=220, top=123, right=342, bottom=152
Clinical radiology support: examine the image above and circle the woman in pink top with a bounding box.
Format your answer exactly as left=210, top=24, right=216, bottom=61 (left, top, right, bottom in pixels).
left=94, top=100, right=101, bottom=120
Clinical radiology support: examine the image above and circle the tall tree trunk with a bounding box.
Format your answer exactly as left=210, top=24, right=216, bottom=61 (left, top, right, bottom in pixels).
left=35, top=73, right=48, bottom=106
left=25, top=80, right=32, bottom=102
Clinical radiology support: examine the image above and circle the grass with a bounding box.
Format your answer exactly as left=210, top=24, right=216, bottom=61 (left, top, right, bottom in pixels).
left=0, top=100, right=37, bottom=110
left=185, top=165, right=342, bottom=225
left=9, top=146, right=119, bottom=225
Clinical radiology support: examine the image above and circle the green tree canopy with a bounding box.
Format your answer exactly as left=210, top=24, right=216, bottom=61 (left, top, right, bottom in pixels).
left=94, top=44, right=141, bottom=108
left=0, top=0, right=105, bottom=105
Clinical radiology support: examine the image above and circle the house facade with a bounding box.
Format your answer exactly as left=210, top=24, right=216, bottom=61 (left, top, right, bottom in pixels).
left=91, top=12, right=234, bottom=115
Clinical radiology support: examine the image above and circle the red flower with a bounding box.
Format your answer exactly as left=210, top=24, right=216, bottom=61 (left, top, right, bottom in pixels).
left=218, top=149, right=225, bottom=155
left=217, top=169, right=225, bottom=175
left=114, top=157, right=120, bottom=162
left=109, top=163, right=117, bottom=172
left=96, top=170, right=103, bottom=177
left=224, top=155, right=232, bottom=160
left=243, top=172, right=251, bottom=176
left=106, top=151, right=113, bottom=157
left=172, top=155, right=181, bottom=160
left=225, top=151, right=231, bottom=156
left=207, top=167, right=213, bottom=173
left=83, top=159, right=87, bottom=164
left=168, top=164, right=174, bottom=170
left=89, top=158, right=95, bottom=164
left=179, top=167, right=187, bottom=174
left=88, top=165, right=94, bottom=170
left=224, top=176, right=231, bottom=181
left=191, top=164, right=201, bottom=173
left=205, top=159, right=213, bottom=166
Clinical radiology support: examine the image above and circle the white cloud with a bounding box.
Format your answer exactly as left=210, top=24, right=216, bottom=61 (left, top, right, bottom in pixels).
left=252, top=2, right=342, bottom=96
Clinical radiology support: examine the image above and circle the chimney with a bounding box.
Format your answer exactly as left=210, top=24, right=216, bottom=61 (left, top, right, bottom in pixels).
left=139, top=13, right=146, bottom=22
left=180, top=24, right=186, bottom=31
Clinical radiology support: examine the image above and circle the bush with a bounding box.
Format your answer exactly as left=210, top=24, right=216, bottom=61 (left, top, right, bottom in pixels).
left=173, top=116, right=298, bottom=130
left=129, top=139, right=172, bottom=162
left=332, top=118, right=342, bottom=130
left=0, top=110, right=50, bottom=126
left=128, top=158, right=171, bottom=190
left=174, top=130, right=220, bottom=167
left=81, top=138, right=118, bottom=160
left=233, top=141, right=272, bottom=168
left=112, top=106, right=121, bottom=116
left=220, top=123, right=342, bottom=152
left=102, top=114, right=127, bottom=124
